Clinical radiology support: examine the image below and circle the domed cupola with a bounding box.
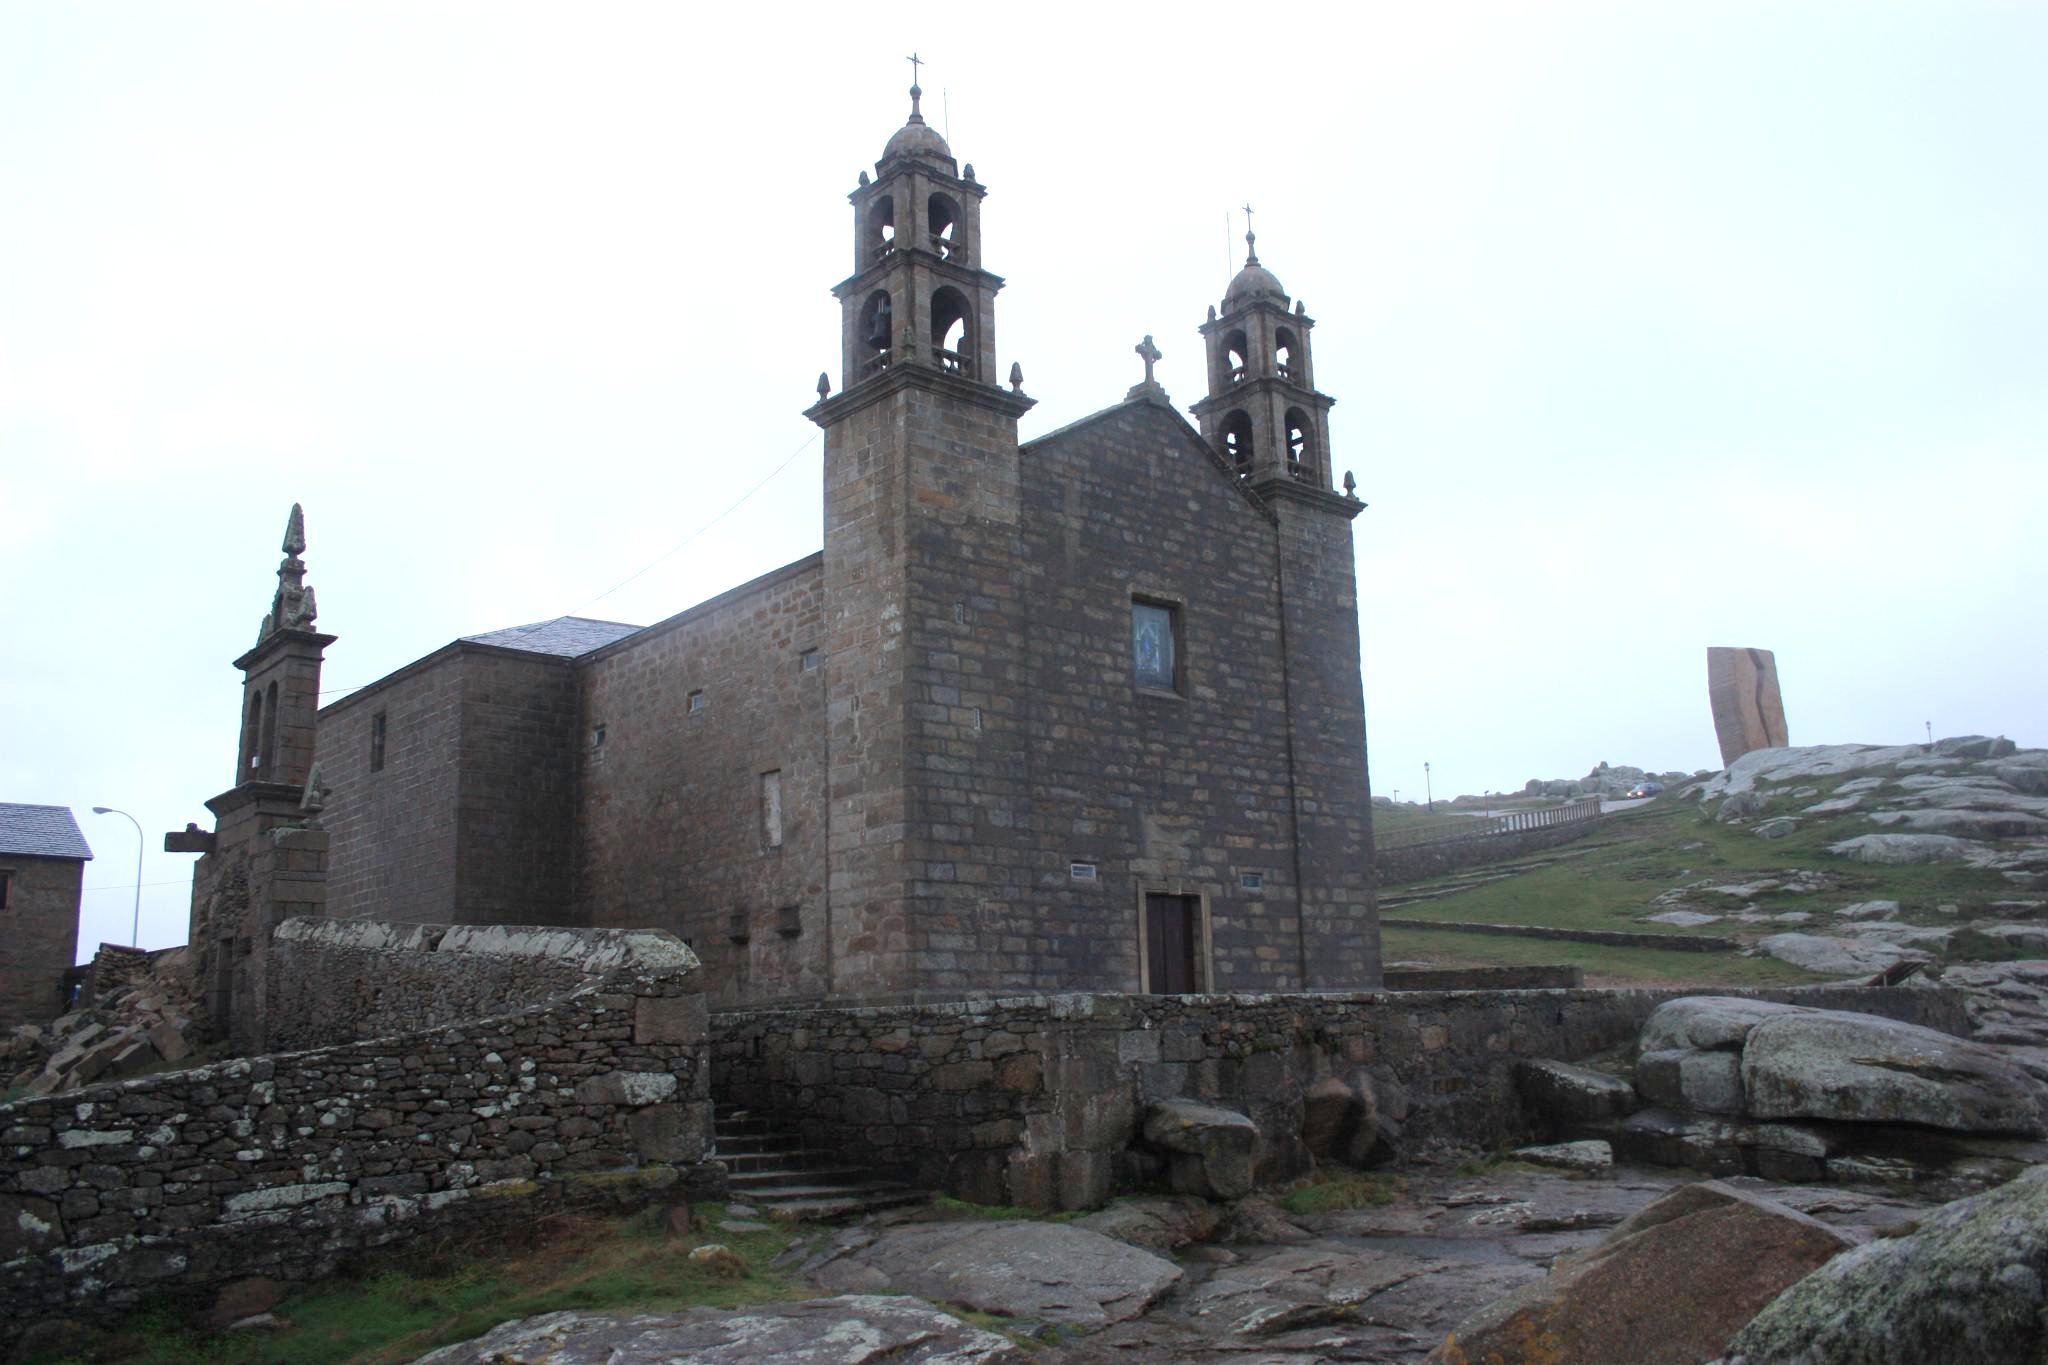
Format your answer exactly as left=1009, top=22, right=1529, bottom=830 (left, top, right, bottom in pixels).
left=1192, top=217, right=1341, bottom=495
left=1222, top=230, right=1288, bottom=308
left=878, top=81, right=956, bottom=173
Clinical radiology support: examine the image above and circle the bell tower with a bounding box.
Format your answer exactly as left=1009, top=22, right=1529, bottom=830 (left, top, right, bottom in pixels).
left=1191, top=226, right=1337, bottom=491
left=806, top=79, right=1036, bottom=1002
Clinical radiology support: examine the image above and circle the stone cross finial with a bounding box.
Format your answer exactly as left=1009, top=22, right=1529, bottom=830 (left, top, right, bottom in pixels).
left=1135, top=335, right=1162, bottom=385
left=906, top=54, right=924, bottom=119
left=1243, top=204, right=1259, bottom=265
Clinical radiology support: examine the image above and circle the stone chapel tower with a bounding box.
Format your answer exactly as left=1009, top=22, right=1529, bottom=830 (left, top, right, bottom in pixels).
left=1194, top=233, right=1379, bottom=988
left=173, top=505, right=335, bottom=1047
left=805, top=82, right=1036, bottom=999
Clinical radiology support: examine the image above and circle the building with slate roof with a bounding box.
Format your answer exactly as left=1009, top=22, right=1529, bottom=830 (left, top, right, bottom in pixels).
left=185, top=86, right=1381, bottom=1023
left=0, top=804, right=92, bottom=1028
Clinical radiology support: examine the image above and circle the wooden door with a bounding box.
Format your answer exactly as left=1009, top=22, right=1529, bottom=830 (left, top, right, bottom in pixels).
left=1145, top=893, right=1201, bottom=994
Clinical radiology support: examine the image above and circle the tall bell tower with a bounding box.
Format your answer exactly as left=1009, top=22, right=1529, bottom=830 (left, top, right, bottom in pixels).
left=1194, top=228, right=1380, bottom=988
left=806, top=80, right=1036, bottom=1001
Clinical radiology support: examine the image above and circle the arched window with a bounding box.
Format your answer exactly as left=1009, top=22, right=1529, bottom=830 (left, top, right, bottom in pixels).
left=1285, top=408, right=1314, bottom=480
left=860, top=290, right=893, bottom=374
left=243, top=691, right=263, bottom=772
left=863, top=197, right=896, bottom=266
left=1223, top=330, right=1249, bottom=385
left=259, top=680, right=279, bottom=775
left=1275, top=327, right=1299, bottom=380
left=1220, top=410, right=1255, bottom=471
left=931, top=287, right=972, bottom=376
left=928, top=192, right=961, bottom=260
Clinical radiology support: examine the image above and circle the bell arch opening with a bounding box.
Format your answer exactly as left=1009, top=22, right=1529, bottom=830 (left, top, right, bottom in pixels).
left=1223, top=329, right=1250, bottom=385
left=1220, top=410, right=1255, bottom=471
left=863, top=198, right=897, bottom=266
left=1285, top=408, right=1315, bottom=481
left=860, top=289, right=894, bottom=374
left=928, top=192, right=960, bottom=260
left=1275, top=327, right=1299, bottom=380
left=931, top=287, right=973, bottom=376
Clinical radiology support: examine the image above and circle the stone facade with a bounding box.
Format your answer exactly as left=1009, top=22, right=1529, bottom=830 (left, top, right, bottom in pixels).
left=0, top=922, right=713, bottom=1316
left=714, top=984, right=1968, bottom=1211
left=0, top=852, right=86, bottom=1030
left=256, top=92, right=1380, bottom=1014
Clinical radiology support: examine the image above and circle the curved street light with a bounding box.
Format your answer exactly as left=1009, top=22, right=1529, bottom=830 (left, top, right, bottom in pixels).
left=91, top=806, right=143, bottom=948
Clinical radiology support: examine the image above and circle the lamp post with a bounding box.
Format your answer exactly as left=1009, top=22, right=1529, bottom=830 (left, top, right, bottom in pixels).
left=1424, top=762, right=1433, bottom=814
left=91, top=806, right=143, bottom=948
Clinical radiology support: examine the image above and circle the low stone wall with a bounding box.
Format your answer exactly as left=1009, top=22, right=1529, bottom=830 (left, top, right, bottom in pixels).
left=0, top=925, right=715, bottom=1318
left=265, top=918, right=687, bottom=1051
left=1381, top=920, right=1735, bottom=953
left=1383, top=965, right=1584, bottom=991
left=1375, top=817, right=1600, bottom=885
left=713, top=984, right=1967, bottom=1212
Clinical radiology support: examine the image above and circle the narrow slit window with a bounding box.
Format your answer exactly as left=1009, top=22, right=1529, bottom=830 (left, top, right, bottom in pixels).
left=761, top=770, right=784, bottom=849
left=688, top=690, right=706, bottom=714
left=369, top=711, right=387, bottom=772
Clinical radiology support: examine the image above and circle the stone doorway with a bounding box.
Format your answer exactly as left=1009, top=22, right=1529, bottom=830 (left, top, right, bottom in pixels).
left=1143, top=893, right=1203, bottom=994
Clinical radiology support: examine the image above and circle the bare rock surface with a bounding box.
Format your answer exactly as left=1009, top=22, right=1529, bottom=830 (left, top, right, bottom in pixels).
left=1751, top=933, right=1930, bottom=975
left=1142, top=1098, right=1260, bottom=1199
left=1072, top=1196, right=1220, bottom=1252
left=1424, top=1181, right=1854, bottom=1365
left=1827, top=832, right=1989, bottom=864
left=1729, top=1166, right=2048, bottom=1365
left=413, top=1297, right=1024, bottom=1364
left=1742, top=1009, right=2048, bottom=1135
left=804, top=1220, right=1181, bottom=1326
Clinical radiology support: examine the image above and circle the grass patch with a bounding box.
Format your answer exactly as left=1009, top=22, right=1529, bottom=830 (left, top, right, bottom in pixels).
left=1381, top=925, right=1823, bottom=988
left=29, top=1205, right=810, bottom=1365
left=928, top=1196, right=1083, bottom=1223
left=1279, top=1172, right=1405, bottom=1214
left=1454, top=1151, right=1552, bottom=1178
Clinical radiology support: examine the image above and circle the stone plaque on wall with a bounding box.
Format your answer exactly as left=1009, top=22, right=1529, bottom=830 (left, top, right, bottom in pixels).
left=1707, top=646, right=1790, bottom=768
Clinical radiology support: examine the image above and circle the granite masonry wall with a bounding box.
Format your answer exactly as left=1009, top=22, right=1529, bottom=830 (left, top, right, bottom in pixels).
left=714, top=984, right=1968, bottom=1211
left=0, top=926, right=714, bottom=1318
left=575, top=556, right=830, bottom=1008
left=320, top=645, right=583, bottom=929
left=0, top=854, right=85, bottom=1030
left=1374, top=815, right=1602, bottom=886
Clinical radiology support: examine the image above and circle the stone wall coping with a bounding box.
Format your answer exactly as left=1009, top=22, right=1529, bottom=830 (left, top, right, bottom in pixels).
left=274, top=917, right=698, bottom=976
left=711, top=983, right=1965, bottom=1027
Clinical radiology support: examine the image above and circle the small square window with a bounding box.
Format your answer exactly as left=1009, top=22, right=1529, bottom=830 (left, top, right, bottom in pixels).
left=687, top=690, right=706, bottom=714
left=591, top=723, right=607, bottom=749
left=369, top=711, right=387, bottom=772
left=727, top=909, right=751, bottom=944
left=777, top=905, right=803, bottom=937
left=1070, top=861, right=1097, bottom=881
left=1240, top=872, right=1264, bottom=892
left=1132, top=600, right=1179, bottom=692
left=800, top=648, right=820, bottom=672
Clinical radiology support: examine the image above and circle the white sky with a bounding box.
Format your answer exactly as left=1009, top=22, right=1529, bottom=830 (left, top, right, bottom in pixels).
left=4, top=3, right=2043, bottom=954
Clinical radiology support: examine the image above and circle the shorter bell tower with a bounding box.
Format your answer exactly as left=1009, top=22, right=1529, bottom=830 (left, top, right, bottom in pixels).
left=1191, top=227, right=1337, bottom=491
left=174, top=504, right=337, bottom=1050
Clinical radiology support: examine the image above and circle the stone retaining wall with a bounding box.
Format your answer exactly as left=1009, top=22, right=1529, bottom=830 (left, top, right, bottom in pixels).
left=264, top=918, right=694, bottom=1052
left=0, top=927, right=715, bottom=1319
left=1380, top=920, right=1735, bottom=953
left=714, top=984, right=1967, bottom=1212
left=1375, top=817, right=1600, bottom=885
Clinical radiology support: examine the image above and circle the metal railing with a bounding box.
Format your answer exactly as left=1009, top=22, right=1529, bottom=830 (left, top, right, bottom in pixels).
left=1374, top=796, right=1602, bottom=851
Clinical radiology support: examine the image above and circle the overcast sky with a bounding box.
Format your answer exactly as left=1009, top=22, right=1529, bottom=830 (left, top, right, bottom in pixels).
left=4, top=3, right=2043, bottom=954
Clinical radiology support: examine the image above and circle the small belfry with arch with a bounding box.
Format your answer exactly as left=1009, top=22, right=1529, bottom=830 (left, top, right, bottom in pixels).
left=174, top=78, right=1382, bottom=1035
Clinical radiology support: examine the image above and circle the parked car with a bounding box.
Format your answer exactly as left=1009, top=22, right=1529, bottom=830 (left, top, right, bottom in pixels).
left=1626, top=781, right=1665, bottom=798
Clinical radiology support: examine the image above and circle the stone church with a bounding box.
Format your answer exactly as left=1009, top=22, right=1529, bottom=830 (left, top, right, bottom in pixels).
left=180, top=85, right=1380, bottom=1028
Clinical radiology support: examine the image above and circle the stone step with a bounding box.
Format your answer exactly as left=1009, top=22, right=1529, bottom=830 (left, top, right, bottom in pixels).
left=709, top=1104, right=929, bottom=1221
left=727, top=1164, right=876, bottom=1189
left=718, top=1148, right=843, bottom=1173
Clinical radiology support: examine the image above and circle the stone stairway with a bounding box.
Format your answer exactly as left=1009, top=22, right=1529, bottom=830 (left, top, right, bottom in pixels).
left=712, top=1103, right=928, bottom=1220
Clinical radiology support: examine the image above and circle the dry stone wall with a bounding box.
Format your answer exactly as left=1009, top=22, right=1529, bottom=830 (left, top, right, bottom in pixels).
left=1375, top=816, right=1601, bottom=886
left=714, top=984, right=1968, bottom=1212
left=0, top=925, right=713, bottom=1319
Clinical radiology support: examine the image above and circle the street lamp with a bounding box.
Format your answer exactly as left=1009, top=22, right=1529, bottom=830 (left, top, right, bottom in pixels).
left=1424, top=762, right=1433, bottom=814
left=91, top=806, right=143, bottom=948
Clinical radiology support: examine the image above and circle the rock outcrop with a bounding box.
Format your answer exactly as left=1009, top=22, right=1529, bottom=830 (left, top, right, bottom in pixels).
left=1142, top=1099, right=1261, bottom=1200
left=415, top=1298, right=1024, bottom=1364
left=1728, top=1166, right=2048, bottom=1364
left=1427, top=1181, right=1852, bottom=1365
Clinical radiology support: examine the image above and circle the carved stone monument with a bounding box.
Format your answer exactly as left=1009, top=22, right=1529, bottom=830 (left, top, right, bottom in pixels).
left=1707, top=646, right=1790, bottom=767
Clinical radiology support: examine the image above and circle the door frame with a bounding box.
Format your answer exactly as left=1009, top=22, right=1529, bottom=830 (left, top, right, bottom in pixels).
left=1134, top=882, right=1214, bottom=994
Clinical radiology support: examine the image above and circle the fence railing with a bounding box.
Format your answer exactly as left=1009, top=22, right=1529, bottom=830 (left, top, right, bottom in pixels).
left=1374, top=796, right=1602, bottom=852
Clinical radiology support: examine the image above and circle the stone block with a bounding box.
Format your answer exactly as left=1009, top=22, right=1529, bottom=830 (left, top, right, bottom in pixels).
left=572, top=1070, right=679, bottom=1107
left=627, top=1103, right=706, bottom=1163
left=634, top=994, right=705, bottom=1047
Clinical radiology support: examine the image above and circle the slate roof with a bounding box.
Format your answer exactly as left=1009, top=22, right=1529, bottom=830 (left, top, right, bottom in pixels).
left=0, top=805, right=94, bottom=860
left=461, top=616, right=643, bottom=659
